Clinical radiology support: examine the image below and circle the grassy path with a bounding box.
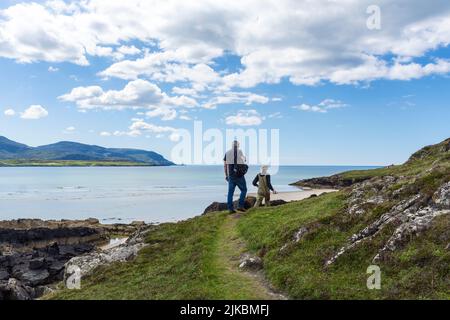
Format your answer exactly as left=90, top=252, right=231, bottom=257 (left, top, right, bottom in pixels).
left=212, top=214, right=285, bottom=300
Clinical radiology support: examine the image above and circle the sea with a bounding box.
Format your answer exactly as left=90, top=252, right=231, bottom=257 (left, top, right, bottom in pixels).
left=0, top=165, right=377, bottom=223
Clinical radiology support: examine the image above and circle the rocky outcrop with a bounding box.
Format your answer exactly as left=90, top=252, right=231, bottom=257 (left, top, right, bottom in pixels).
left=291, top=175, right=370, bottom=189
left=0, top=218, right=147, bottom=300
left=64, top=225, right=154, bottom=280
left=407, top=138, right=450, bottom=162
left=0, top=219, right=144, bottom=253
left=325, top=179, right=450, bottom=266
left=0, top=242, right=93, bottom=300
left=0, top=278, right=35, bottom=300
left=203, top=196, right=287, bottom=214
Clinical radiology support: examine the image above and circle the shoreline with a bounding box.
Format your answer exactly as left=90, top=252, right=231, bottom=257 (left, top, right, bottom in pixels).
left=248, top=188, right=338, bottom=202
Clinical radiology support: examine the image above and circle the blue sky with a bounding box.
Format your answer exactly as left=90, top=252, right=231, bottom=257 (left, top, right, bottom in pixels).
left=0, top=1, right=449, bottom=165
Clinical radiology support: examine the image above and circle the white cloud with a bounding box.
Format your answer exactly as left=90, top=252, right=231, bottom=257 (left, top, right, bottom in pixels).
left=293, top=104, right=326, bottom=113
left=48, top=66, right=59, bottom=72
left=4, top=108, right=15, bottom=116
left=292, top=99, right=348, bottom=113
left=169, top=132, right=181, bottom=142
left=113, top=45, right=141, bottom=60
left=203, top=91, right=269, bottom=109
left=20, top=105, right=49, bottom=119
left=172, top=86, right=200, bottom=96
left=112, top=130, right=141, bottom=137
left=268, top=112, right=282, bottom=119
left=1, top=1, right=449, bottom=87
left=102, top=119, right=179, bottom=138
left=225, top=109, right=263, bottom=126
left=179, top=115, right=192, bottom=121
left=59, top=79, right=197, bottom=110
left=63, top=126, right=76, bottom=134
left=129, top=119, right=177, bottom=134
left=146, top=107, right=177, bottom=121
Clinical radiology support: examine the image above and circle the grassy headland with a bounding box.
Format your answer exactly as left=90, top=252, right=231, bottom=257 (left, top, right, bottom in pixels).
left=50, top=138, right=449, bottom=300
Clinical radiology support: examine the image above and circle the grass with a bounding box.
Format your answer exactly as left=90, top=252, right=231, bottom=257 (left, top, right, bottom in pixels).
left=237, top=192, right=449, bottom=299
left=51, top=212, right=274, bottom=300
left=49, top=190, right=449, bottom=300
left=49, top=138, right=449, bottom=300
left=49, top=181, right=448, bottom=300
left=0, top=159, right=156, bottom=167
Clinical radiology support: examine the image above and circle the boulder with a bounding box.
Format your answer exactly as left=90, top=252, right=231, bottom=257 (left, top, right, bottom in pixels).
left=64, top=226, right=153, bottom=279
left=29, top=258, right=45, bottom=270
left=203, top=196, right=287, bottom=214
left=0, top=278, right=33, bottom=300
left=239, top=254, right=263, bottom=271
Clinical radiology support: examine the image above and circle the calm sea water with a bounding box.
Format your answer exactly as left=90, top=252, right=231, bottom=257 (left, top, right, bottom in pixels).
left=0, top=166, right=377, bottom=223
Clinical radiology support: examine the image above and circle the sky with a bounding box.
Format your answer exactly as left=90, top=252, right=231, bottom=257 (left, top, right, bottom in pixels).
left=0, top=0, right=449, bottom=165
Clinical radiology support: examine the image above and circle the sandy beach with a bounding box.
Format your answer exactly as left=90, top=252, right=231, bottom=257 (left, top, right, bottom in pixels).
left=249, top=188, right=338, bottom=202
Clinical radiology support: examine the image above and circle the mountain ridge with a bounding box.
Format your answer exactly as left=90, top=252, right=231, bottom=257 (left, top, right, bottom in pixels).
left=0, top=136, right=174, bottom=166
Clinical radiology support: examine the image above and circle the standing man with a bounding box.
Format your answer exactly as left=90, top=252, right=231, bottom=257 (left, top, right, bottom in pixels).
left=224, top=140, right=248, bottom=213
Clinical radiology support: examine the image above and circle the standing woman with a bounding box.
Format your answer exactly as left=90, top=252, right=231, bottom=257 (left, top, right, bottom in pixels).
left=253, top=165, right=277, bottom=207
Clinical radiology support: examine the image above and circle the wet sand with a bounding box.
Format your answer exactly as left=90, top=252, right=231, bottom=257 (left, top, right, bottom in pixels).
left=249, top=188, right=338, bottom=202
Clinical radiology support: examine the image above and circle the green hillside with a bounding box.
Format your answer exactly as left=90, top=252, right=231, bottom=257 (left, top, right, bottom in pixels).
left=50, top=138, right=450, bottom=300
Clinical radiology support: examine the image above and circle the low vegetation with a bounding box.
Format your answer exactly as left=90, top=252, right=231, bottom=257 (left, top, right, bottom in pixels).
left=50, top=138, right=449, bottom=300
left=52, top=212, right=274, bottom=300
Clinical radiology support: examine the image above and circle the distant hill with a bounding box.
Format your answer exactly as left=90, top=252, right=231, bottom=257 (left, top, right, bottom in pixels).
left=0, top=136, right=174, bottom=166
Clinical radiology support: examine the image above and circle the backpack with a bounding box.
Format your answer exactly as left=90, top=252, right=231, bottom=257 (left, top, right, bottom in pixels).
left=233, top=146, right=248, bottom=177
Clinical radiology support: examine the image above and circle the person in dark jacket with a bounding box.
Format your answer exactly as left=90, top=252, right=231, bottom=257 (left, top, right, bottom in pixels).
left=224, top=140, right=248, bottom=213
left=252, top=165, right=277, bottom=207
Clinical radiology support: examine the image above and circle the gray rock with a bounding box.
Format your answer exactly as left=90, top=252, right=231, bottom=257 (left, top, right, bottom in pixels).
left=64, top=243, right=144, bottom=280
left=238, top=254, right=263, bottom=271
left=0, top=269, right=9, bottom=280
left=279, top=226, right=311, bottom=253
left=18, top=269, right=50, bottom=286
left=326, top=180, right=450, bottom=266
left=294, top=227, right=309, bottom=243
left=433, top=181, right=450, bottom=209
left=29, top=257, right=45, bottom=270
left=0, top=278, right=32, bottom=300
left=63, top=226, right=153, bottom=280
left=375, top=207, right=449, bottom=261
